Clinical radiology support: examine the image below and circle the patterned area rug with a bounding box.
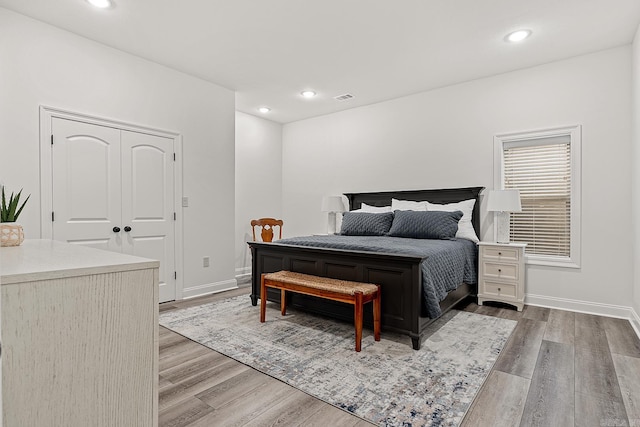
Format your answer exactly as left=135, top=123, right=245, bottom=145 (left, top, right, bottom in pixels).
left=160, top=296, right=516, bottom=427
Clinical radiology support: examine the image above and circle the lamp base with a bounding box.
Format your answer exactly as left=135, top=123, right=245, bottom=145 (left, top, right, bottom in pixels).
left=495, top=211, right=511, bottom=244
left=327, top=212, right=337, bottom=235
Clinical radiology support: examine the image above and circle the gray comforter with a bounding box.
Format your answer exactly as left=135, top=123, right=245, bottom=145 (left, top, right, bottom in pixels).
left=274, top=235, right=478, bottom=318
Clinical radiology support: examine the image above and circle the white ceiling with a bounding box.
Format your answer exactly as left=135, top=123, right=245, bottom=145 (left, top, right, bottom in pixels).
left=1, top=0, right=639, bottom=123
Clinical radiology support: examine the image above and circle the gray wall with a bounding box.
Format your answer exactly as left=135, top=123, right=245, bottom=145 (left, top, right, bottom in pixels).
left=282, top=47, right=633, bottom=318
left=235, top=111, right=283, bottom=278
left=632, top=25, right=640, bottom=331
left=0, top=9, right=236, bottom=297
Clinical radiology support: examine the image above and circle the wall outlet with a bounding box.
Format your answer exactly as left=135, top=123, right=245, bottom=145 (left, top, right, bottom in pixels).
left=182, top=197, right=189, bottom=207
left=203, top=256, right=210, bottom=267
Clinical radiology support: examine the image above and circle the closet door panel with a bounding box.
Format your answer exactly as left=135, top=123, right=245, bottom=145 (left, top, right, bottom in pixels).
left=51, top=118, right=121, bottom=252
left=121, top=131, right=176, bottom=302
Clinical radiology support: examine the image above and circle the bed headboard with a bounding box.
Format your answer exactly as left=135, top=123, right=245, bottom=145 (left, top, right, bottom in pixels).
left=344, top=187, right=485, bottom=238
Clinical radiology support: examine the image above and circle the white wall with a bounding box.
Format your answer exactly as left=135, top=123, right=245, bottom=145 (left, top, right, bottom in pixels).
left=0, top=9, right=236, bottom=297
left=283, top=47, right=633, bottom=315
left=632, top=24, right=640, bottom=329
left=235, top=112, right=283, bottom=278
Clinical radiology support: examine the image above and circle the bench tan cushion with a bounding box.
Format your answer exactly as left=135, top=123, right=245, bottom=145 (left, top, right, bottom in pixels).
left=263, top=271, right=378, bottom=296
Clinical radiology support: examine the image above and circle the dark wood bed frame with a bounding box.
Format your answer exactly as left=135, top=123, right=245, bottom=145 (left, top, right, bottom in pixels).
left=249, top=186, right=484, bottom=350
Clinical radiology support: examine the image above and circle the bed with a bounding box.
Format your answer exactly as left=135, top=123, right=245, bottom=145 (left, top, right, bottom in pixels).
left=248, top=186, right=484, bottom=350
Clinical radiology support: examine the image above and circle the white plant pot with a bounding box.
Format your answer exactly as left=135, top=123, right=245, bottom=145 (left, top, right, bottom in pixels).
left=0, top=222, right=24, bottom=247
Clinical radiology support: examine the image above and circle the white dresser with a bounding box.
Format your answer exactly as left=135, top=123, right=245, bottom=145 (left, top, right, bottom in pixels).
left=1, top=240, right=159, bottom=427
left=477, top=242, right=526, bottom=311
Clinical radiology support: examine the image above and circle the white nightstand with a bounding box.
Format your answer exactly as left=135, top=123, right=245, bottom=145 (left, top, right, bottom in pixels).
left=477, top=242, right=527, bottom=311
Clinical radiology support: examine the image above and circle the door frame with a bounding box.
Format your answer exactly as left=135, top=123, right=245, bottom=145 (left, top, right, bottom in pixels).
left=39, top=105, right=184, bottom=302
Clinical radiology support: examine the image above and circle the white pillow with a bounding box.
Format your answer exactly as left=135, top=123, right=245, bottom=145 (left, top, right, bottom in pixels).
left=426, top=199, right=479, bottom=243
left=391, top=198, right=428, bottom=211
left=352, top=203, right=392, bottom=213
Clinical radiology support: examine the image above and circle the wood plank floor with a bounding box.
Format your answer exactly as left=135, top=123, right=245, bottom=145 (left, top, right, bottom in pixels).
left=159, top=287, right=640, bottom=427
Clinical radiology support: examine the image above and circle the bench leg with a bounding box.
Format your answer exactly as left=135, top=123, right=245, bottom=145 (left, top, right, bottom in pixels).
left=281, top=289, right=287, bottom=316
left=260, top=275, right=267, bottom=323
left=354, top=291, right=363, bottom=352
left=373, top=285, right=381, bottom=342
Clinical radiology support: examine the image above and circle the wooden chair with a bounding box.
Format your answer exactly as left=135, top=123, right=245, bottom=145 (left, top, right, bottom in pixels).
left=251, top=218, right=283, bottom=242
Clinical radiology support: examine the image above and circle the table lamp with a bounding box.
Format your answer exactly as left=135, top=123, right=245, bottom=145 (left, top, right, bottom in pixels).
left=321, top=196, right=346, bottom=234
left=486, top=189, right=522, bottom=243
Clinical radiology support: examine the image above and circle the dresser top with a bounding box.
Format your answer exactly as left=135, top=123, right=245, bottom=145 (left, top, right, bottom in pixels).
left=1, top=239, right=159, bottom=285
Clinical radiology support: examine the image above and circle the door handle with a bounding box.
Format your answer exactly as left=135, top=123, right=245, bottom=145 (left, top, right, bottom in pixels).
left=113, top=226, right=121, bottom=233
left=124, top=226, right=132, bottom=232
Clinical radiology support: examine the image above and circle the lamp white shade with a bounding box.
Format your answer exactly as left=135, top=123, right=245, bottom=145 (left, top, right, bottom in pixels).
left=321, top=196, right=346, bottom=213
left=486, top=189, right=522, bottom=213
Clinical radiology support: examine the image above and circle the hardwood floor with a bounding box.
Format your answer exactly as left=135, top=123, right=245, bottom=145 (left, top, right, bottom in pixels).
left=159, top=288, right=640, bottom=427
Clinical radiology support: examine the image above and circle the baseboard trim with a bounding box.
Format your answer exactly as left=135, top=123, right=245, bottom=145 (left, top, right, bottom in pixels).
left=525, top=293, right=632, bottom=318
left=235, top=266, right=251, bottom=278
left=181, top=279, right=238, bottom=300
left=631, top=307, right=640, bottom=339
left=526, top=293, right=640, bottom=339
left=524, top=294, right=640, bottom=338
left=235, top=266, right=252, bottom=288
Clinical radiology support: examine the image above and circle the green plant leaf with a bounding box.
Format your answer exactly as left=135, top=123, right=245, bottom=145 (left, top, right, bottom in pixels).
left=14, top=193, right=30, bottom=221
left=7, top=191, right=19, bottom=222
left=0, top=187, right=30, bottom=223
left=1, top=187, right=6, bottom=222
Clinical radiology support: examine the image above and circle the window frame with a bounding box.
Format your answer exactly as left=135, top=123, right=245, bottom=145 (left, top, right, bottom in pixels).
left=493, top=125, right=582, bottom=268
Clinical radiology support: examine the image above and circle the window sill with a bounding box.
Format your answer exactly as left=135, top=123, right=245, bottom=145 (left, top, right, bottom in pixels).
left=524, top=254, right=580, bottom=269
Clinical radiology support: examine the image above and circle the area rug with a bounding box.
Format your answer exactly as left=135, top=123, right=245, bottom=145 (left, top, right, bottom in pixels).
left=159, top=296, right=516, bottom=427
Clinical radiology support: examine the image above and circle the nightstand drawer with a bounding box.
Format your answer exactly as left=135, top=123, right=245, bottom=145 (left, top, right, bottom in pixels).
left=482, top=262, right=518, bottom=281
left=482, top=281, right=517, bottom=298
left=482, top=246, right=520, bottom=262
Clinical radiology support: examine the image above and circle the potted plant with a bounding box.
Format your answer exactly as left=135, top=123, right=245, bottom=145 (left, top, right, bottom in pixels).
left=1, top=186, right=30, bottom=247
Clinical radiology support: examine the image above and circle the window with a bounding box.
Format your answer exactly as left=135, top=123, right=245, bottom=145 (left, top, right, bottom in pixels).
left=494, top=126, right=581, bottom=268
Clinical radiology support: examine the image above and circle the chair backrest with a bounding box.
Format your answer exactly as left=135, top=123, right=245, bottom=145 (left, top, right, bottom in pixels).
left=250, top=218, right=283, bottom=242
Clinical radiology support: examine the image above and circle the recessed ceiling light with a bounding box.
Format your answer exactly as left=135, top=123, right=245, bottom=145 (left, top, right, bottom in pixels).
left=87, top=0, right=113, bottom=8
left=505, top=29, right=532, bottom=43
left=301, top=90, right=317, bottom=98
left=258, top=107, right=271, bottom=113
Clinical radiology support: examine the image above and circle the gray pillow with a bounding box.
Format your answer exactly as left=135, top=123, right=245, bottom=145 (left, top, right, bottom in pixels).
left=388, top=210, right=463, bottom=239
left=340, top=212, right=394, bottom=236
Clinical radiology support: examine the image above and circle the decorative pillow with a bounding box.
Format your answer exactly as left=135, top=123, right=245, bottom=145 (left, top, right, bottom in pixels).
left=351, top=203, right=393, bottom=213
left=388, top=210, right=463, bottom=239
left=391, top=198, right=428, bottom=211
left=426, top=199, right=479, bottom=243
left=340, top=212, right=394, bottom=236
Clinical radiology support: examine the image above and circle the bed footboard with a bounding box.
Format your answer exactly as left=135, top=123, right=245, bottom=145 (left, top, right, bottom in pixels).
left=249, top=242, right=429, bottom=347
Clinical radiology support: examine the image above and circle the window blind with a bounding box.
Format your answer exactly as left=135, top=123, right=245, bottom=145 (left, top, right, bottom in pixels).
left=503, top=138, right=571, bottom=257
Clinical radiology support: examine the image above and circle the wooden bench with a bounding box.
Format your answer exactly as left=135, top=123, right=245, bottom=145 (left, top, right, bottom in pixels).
left=260, top=271, right=381, bottom=352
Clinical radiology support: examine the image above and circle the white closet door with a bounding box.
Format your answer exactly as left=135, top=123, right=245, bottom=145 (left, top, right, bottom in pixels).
left=121, top=130, right=176, bottom=303
left=51, top=118, right=122, bottom=252
left=51, top=118, right=177, bottom=302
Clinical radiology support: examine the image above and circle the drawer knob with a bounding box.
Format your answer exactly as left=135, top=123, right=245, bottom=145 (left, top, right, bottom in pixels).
left=498, top=252, right=502, bottom=256
left=498, top=269, right=502, bottom=272
left=498, top=287, right=501, bottom=291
